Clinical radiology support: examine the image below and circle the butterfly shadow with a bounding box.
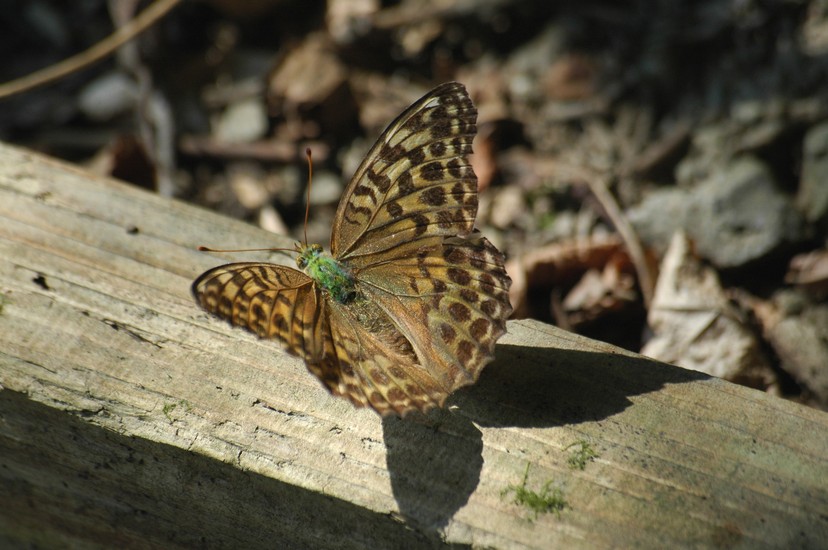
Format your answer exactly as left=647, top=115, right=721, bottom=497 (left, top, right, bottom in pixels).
left=382, top=341, right=709, bottom=539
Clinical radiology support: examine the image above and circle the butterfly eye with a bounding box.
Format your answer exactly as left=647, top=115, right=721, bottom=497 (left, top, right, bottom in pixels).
left=297, top=256, right=308, bottom=269
left=311, top=244, right=323, bottom=254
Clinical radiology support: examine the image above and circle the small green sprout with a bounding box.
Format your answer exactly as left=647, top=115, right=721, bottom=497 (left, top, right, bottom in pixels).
left=565, top=440, right=598, bottom=470
left=501, top=463, right=567, bottom=520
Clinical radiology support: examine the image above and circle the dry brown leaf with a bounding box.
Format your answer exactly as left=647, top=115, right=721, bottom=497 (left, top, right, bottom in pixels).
left=563, top=251, right=637, bottom=327
left=266, top=34, right=355, bottom=140
left=642, top=231, right=777, bottom=392
left=267, top=34, right=347, bottom=109
left=786, top=248, right=828, bottom=294
left=507, top=235, right=626, bottom=319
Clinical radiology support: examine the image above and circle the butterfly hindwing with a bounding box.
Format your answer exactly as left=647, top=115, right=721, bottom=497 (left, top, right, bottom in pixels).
left=323, top=300, right=448, bottom=415
left=358, top=232, right=512, bottom=394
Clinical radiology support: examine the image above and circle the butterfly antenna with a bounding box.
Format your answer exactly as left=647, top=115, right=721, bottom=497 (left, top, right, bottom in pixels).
left=196, top=149, right=315, bottom=256
left=304, top=147, right=313, bottom=246
left=197, top=245, right=294, bottom=253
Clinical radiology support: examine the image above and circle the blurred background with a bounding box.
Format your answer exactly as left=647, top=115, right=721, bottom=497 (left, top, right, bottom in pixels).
left=1, top=0, right=827, bottom=409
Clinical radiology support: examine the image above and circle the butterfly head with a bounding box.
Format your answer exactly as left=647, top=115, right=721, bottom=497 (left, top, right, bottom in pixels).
left=295, top=243, right=323, bottom=269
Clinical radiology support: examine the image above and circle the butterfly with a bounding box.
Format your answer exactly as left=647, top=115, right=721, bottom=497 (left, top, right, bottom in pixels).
left=192, top=82, right=512, bottom=416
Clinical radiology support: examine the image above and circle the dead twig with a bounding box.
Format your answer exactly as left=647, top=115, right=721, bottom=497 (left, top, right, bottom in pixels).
left=547, top=162, right=655, bottom=309
left=0, top=0, right=182, bottom=101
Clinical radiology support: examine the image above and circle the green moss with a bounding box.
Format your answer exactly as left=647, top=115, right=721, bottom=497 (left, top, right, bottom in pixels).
left=502, top=463, right=567, bottom=520
left=162, top=400, right=192, bottom=422
left=565, top=440, right=598, bottom=470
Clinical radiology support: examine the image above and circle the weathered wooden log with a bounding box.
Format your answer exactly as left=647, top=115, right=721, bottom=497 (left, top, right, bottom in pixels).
left=1, top=143, right=826, bottom=548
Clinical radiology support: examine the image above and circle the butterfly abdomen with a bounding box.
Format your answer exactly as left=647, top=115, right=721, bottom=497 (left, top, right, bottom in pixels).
left=297, top=243, right=358, bottom=304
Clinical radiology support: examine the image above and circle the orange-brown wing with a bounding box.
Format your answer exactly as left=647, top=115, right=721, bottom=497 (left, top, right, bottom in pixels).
left=192, top=263, right=327, bottom=361
left=330, top=82, right=478, bottom=264
left=191, top=262, right=438, bottom=413
left=357, top=232, right=512, bottom=395
left=319, top=298, right=450, bottom=416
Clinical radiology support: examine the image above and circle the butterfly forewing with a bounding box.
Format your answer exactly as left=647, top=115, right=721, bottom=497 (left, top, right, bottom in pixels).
left=193, top=263, right=327, bottom=361
left=331, top=82, right=478, bottom=262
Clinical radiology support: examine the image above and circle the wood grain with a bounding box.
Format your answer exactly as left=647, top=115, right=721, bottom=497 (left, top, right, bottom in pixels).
left=1, top=142, right=826, bottom=549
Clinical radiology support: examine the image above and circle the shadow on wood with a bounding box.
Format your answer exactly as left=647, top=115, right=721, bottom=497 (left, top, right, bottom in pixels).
left=0, top=390, right=451, bottom=550
left=382, top=342, right=709, bottom=534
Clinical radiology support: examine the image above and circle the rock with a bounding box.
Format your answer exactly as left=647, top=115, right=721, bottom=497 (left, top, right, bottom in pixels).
left=628, top=156, right=805, bottom=268
left=308, top=170, right=343, bottom=206
left=754, top=290, right=828, bottom=408
left=214, top=97, right=268, bottom=144
left=489, top=185, right=525, bottom=229
left=227, top=163, right=269, bottom=209
left=691, top=157, right=804, bottom=267
left=77, top=72, right=137, bottom=122
left=625, top=187, right=689, bottom=255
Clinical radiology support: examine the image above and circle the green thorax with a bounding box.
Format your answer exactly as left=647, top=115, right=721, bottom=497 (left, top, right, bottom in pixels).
left=297, top=244, right=357, bottom=304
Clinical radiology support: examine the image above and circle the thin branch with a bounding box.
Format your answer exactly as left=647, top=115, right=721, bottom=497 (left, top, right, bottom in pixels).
left=0, top=0, right=182, bottom=101
left=549, top=162, right=656, bottom=309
